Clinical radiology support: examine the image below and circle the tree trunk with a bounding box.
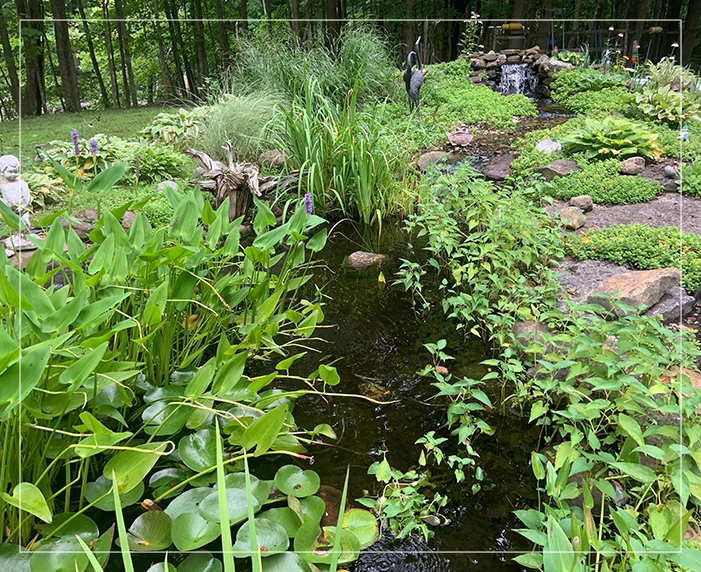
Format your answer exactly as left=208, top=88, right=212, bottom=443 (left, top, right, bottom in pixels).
left=568, top=0, right=583, bottom=48
left=0, top=6, right=20, bottom=113
left=43, top=32, right=65, bottom=111
left=153, top=0, right=172, bottom=100
left=162, top=0, right=185, bottom=93
left=240, top=0, right=248, bottom=31
left=290, top=0, right=301, bottom=36
left=682, top=0, right=701, bottom=66
left=193, top=0, right=209, bottom=81
left=16, top=0, right=45, bottom=116
left=114, top=0, right=138, bottom=106
left=326, top=0, right=340, bottom=44
left=213, top=0, right=230, bottom=64
left=536, top=0, right=553, bottom=50
left=167, top=0, right=198, bottom=95
left=102, top=0, right=120, bottom=107
left=49, top=0, right=81, bottom=112
left=76, top=0, right=110, bottom=108
left=403, top=0, right=414, bottom=52
left=508, top=0, right=526, bottom=49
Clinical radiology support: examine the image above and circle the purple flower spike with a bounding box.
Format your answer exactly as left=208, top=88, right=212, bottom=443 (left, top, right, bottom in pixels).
left=88, top=138, right=98, bottom=155
left=303, top=192, right=313, bottom=215
left=70, top=128, right=81, bottom=156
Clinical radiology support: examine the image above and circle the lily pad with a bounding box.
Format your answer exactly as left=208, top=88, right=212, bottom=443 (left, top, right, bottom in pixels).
left=177, top=551, right=223, bottom=572
left=29, top=538, right=89, bottom=572
left=1, top=483, right=52, bottom=523
left=146, top=563, right=176, bottom=572
left=84, top=476, right=144, bottom=511
left=0, top=543, right=31, bottom=572
left=43, top=513, right=99, bottom=542
left=274, top=465, right=320, bottom=498
left=164, top=487, right=212, bottom=520
left=342, top=508, right=379, bottom=550
left=171, top=512, right=221, bottom=551
left=294, top=521, right=360, bottom=565
left=199, top=488, right=257, bottom=524
left=222, top=473, right=270, bottom=504
left=179, top=429, right=216, bottom=472
left=124, top=511, right=173, bottom=551
left=233, top=518, right=289, bottom=557
left=258, top=507, right=302, bottom=537
left=288, top=495, right=325, bottom=524
left=261, top=552, right=312, bottom=572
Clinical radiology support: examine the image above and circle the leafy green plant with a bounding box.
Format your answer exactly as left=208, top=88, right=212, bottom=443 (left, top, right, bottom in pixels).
left=562, top=117, right=661, bottom=161
left=565, top=224, right=701, bottom=292
left=140, top=108, right=207, bottom=148
left=560, top=87, right=629, bottom=115
left=551, top=68, right=627, bottom=102
left=542, top=158, right=663, bottom=204
left=681, top=158, right=701, bottom=198
left=625, top=84, right=701, bottom=127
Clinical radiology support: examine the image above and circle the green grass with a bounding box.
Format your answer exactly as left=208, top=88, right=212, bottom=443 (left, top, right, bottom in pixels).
left=0, top=107, right=166, bottom=163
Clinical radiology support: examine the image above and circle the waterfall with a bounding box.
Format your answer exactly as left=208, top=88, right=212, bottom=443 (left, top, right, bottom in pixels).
left=497, top=63, right=539, bottom=98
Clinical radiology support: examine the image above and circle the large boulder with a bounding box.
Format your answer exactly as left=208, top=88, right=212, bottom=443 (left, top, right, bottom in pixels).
left=158, top=180, right=179, bottom=193
left=569, top=194, right=593, bottom=212
left=535, top=159, right=579, bottom=181
left=59, top=217, right=93, bottom=241
left=587, top=268, right=682, bottom=316
left=620, top=156, right=646, bottom=175
left=644, top=286, right=695, bottom=324
left=447, top=128, right=473, bottom=147
left=559, top=207, right=585, bottom=230
left=344, top=251, right=387, bottom=270
left=417, top=151, right=447, bottom=172
left=483, top=153, right=515, bottom=181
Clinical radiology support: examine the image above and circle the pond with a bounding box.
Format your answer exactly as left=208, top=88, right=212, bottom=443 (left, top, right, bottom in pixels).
left=287, top=220, right=538, bottom=571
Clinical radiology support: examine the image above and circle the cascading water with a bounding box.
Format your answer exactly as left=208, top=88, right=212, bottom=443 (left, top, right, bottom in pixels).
left=497, top=63, right=539, bottom=98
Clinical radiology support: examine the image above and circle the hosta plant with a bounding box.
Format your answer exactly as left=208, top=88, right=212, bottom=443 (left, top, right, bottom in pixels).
left=626, top=84, right=701, bottom=127
left=562, top=117, right=661, bottom=161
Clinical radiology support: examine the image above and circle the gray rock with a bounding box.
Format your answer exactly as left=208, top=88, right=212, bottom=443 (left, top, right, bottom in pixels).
left=496, top=54, right=507, bottom=65
left=470, top=58, right=487, bottom=69
left=502, top=49, right=521, bottom=56
left=121, top=210, right=136, bottom=231
left=525, top=46, right=541, bottom=56
left=587, top=268, right=681, bottom=316
left=556, top=259, right=629, bottom=303
left=482, top=54, right=498, bottom=62
left=470, top=76, right=483, bottom=84
left=535, top=159, right=579, bottom=181
left=664, top=165, right=680, bottom=179
left=535, top=139, right=562, bottom=154
left=620, top=156, right=646, bottom=175
left=559, top=207, right=585, bottom=230
left=645, top=286, right=696, bottom=324
left=417, top=151, right=448, bottom=172
left=158, top=180, right=179, bottom=193
left=447, top=128, right=473, bottom=147
left=569, top=194, right=593, bottom=212
left=239, top=224, right=252, bottom=238
left=551, top=60, right=574, bottom=72
left=482, top=153, right=514, bottom=181
left=192, top=167, right=206, bottom=179
left=506, top=55, right=522, bottom=63
left=344, top=251, right=387, bottom=270
left=59, top=217, right=93, bottom=241
left=259, top=149, right=285, bottom=169
left=83, top=208, right=98, bottom=222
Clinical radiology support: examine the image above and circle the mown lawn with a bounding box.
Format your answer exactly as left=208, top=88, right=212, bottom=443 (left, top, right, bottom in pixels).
left=0, top=106, right=166, bottom=162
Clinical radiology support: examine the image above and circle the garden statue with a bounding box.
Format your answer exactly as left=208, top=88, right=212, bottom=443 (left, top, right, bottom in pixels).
left=406, top=37, right=425, bottom=118
left=0, top=155, right=34, bottom=253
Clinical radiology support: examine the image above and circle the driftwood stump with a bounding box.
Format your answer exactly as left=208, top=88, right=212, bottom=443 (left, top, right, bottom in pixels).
left=186, top=141, right=300, bottom=222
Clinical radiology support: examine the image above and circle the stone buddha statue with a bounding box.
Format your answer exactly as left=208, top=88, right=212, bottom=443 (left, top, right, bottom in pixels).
left=0, top=155, right=31, bottom=232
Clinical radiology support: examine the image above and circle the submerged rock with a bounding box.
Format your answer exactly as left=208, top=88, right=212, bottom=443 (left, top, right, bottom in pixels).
left=587, top=267, right=681, bottom=316
left=535, top=159, right=578, bottom=181
left=482, top=153, right=514, bottom=181
left=344, top=251, right=387, bottom=270
left=620, top=156, right=646, bottom=175
left=569, top=194, right=593, bottom=212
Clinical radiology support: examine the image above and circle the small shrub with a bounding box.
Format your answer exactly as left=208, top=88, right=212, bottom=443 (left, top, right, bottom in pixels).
left=562, top=116, right=661, bottom=161
left=654, top=120, right=701, bottom=161
left=140, top=108, right=206, bottom=148
left=195, top=93, right=284, bottom=162
left=565, top=224, right=701, bottom=293
left=135, top=143, right=190, bottom=184
left=561, top=87, right=629, bottom=114
left=625, top=84, right=701, bottom=127
left=543, top=159, right=663, bottom=204
left=681, top=158, right=701, bottom=198
left=551, top=68, right=627, bottom=101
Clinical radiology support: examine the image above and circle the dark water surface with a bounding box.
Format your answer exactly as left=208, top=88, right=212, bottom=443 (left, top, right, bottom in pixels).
left=288, top=221, right=538, bottom=572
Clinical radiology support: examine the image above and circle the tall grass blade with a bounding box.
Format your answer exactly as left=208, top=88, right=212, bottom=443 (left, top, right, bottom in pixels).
left=111, top=470, right=135, bottom=572
left=74, top=534, right=104, bottom=572
left=216, top=422, right=236, bottom=572
left=243, top=453, right=262, bottom=572
left=329, top=466, right=350, bottom=572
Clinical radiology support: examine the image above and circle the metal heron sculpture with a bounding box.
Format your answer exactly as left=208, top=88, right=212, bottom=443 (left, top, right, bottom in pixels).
left=406, top=36, right=425, bottom=117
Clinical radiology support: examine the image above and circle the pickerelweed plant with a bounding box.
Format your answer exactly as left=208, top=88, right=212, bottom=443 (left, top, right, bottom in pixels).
left=0, top=178, right=385, bottom=569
